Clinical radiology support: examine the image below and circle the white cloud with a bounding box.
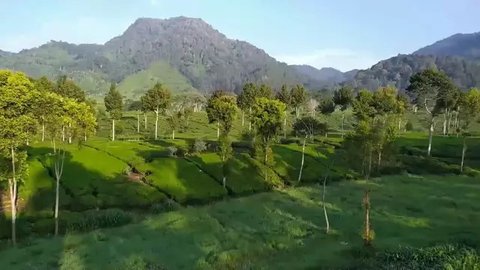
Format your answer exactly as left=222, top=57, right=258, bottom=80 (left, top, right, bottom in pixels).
left=275, top=48, right=383, bottom=72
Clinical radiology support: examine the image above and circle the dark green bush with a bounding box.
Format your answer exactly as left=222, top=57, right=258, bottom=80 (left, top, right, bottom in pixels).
left=405, top=121, right=414, bottom=131
left=344, top=244, right=480, bottom=270
left=64, top=208, right=133, bottom=233
left=231, top=140, right=252, bottom=150
left=279, top=138, right=301, bottom=145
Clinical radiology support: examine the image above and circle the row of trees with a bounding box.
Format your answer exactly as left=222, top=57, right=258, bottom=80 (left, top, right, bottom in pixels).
left=0, top=71, right=96, bottom=245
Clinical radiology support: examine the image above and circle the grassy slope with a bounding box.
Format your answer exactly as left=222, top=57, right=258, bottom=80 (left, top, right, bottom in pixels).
left=1, top=175, right=479, bottom=269
left=117, top=61, right=197, bottom=99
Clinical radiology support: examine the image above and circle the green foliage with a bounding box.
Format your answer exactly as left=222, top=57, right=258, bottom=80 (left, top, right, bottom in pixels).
left=333, top=86, right=354, bottom=111
left=206, top=91, right=237, bottom=135
left=406, top=69, right=458, bottom=115
left=292, top=116, right=327, bottom=138
left=54, top=75, right=86, bottom=102
left=104, top=83, right=123, bottom=120
left=64, top=208, right=133, bottom=233
left=275, top=84, right=291, bottom=107
left=141, top=83, right=172, bottom=114
left=290, top=84, right=307, bottom=113
left=362, top=244, right=480, bottom=270
left=317, top=96, right=336, bottom=114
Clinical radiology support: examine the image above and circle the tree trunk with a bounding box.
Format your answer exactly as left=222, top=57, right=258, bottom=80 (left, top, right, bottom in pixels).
left=62, top=126, right=65, bottom=142
left=283, top=111, right=287, bottom=138
left=68, top=123, right=72, bottom=144
left=241, top=111, right=245, bottom=127
left=377, top=150, right=382, bottom=170
left=155, top=110, right=159, bottom=140
left=297, top=136, right=306, bottom=183
left=84, top=131, right=87, bottom=142
left=53, top=139, right=56, bottom=154
left=322, top=162, right=332, bottom=234
left=9, top=147, right=17, bottom=246
left=54, top=174, right=60, bottom=236
left=137, top=113, right=140, bottom=133
left=144, top=113, right=147, bottom=130
left=42, top=122, right=45, bottom=142
left=363, top=190, right=371, bottom=246
left=248, top=107, right=252, bottom=132
left=427, top=118, right=434, bottom=156
left=367, top=149, right=372, bottom=180
left=217, top=122, right=220, bottom=139
left=341, top=112, right=345, bottom=138
left=443, top=110, right=447, bottom=136
left=54, top=149, right=65, bottom=236
left=222, top=176, right=226, bottom=189
left=398, top=118, right=401, bottom=131
left=112, top=119, right=115, bottom=141
left=461, top=136, right=467, bottom=173
left=172, top=130, right=175, bottom=140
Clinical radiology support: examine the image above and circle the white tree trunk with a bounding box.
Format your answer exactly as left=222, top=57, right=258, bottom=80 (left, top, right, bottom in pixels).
left=112, top=119, right=115, bottom=141
left=248, top=107, right=252, bottom=132
left=42, top=122, right=45, bottom=142
left=323, top=172, right=330, bottom=234
left=155, top=110, right=159, bottom=140
left=9, top=147, right=17, bottom=246
left=297, top=136, right=306, bottom=183
left=241, top=111, right=245, bottom=127
left=443, top=111, right=447, bottom=136
left=62, top=126, right=65, bottom=142
left=84, top=131, right=87, bottom=142
left=222, top=176, right=226, bottom=189
left=54, top=149, right=65, bottom=236
left=461, top=136, right=467, bottom=172
left=217, top=122, right=220, bottom=139
left=68, top=123, right=72, bottom=144
left=284, top=111, right=287, bottom=138
left=427, top=119, right=434, bottom=156
left=172, top=130, right=175, bottom=140
left=137, top=113, right=140, bottom=133
left=341, top=113, right=345, bottom=138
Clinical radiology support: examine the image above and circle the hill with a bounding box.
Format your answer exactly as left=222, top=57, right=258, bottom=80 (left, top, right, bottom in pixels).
left=414, top=32, right=480, bottom=58
left=348, top=54, right=480, bottom=90
left=0, top=17, right=335, bottom=98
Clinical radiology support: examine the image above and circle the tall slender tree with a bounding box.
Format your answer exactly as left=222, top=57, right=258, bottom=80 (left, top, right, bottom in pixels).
left=141, top=83, right=171, bottom=140
left=237, top=83, right=258, bottom=131
left=290, top=84, right=307, bottom=118
left=251, top=98, right=286, bottom=180
left=333, top=86, right=354, bottom=138
left=104, top=83, right=123, bottom=141
left=406, top=69, right=457, bottom=156
left=276, top=84, right=292, bottom=138
left=458, top=88, right=480, bottom=172
left=0, top=70, right=38, bottom=245
left=206, top=91, right=237, bottom=188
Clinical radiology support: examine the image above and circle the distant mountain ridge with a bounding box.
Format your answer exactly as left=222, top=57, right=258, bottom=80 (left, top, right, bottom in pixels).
left=347, top=31, right=480, bottom=91
left=0, top=17, right=343, bottom=98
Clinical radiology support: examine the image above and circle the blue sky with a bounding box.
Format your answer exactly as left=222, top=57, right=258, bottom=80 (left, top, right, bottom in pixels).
left=0, top=0, right=479, bottom=71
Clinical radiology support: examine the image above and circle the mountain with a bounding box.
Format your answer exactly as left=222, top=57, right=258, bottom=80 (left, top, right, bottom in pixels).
left=347, top=31, right=480, bottom=91
left=0, top=17, right=335, bottom=98
left=414, top=32, right=480, bottom=58
left=348, top=54, right=480, bottom=90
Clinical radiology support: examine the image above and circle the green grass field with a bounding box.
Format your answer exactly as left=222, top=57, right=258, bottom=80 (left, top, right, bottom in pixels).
left=1, top=174, right=479, bottom=269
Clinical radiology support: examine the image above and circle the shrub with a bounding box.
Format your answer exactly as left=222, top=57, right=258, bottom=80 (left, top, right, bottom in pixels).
left=64, top=208, right=133, bottom=233
left=191, top=139, right=207, bottom=153
left=167, top=146, right=178, bottom=157
left=405, top=121, right=414, bottom=131
left=149, top=198, right=181, bottom=214
left=279, top=137, right=301, bottom=145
